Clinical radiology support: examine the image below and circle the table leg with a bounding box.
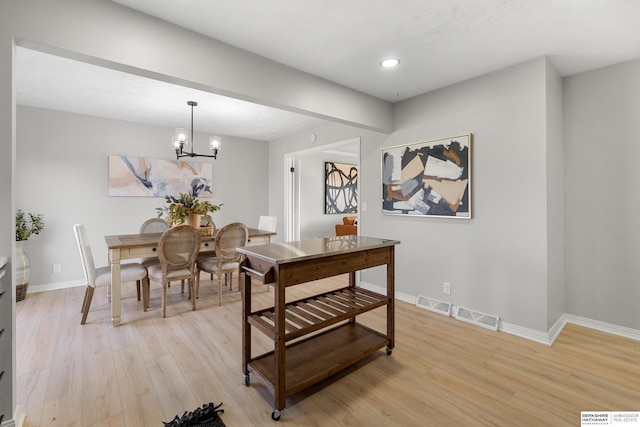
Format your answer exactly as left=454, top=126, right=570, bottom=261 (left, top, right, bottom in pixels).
left=387, top=247, right=395, bottom=349
left=241, top=270, right=252, bottom=378
left=274, top=270, right=286, bottom=412
left=109, top=248, right=122, bottom=326
left=348, top=270, right=356, bottom=324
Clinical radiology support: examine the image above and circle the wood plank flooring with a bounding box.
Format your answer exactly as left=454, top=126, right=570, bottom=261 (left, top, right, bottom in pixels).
left=15, top=274, right=640, bottom=426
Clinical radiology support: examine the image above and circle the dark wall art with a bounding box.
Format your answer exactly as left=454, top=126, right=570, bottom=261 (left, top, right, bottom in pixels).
left=325, top=162, right=358, bottom=214
left=382, top=134, right=471, bottom=218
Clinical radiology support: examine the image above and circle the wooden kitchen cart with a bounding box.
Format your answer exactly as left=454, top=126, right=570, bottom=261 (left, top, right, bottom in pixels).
left=238, top=236, right=400, bottom=420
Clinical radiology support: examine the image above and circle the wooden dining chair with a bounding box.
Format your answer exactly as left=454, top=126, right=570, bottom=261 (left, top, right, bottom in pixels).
left=196, top=222, right=248, bottom=305
left=139, top=218, right=169, bottom=269
left=140, top=218, right=170, bottom=234
left=146, top=225, right=200, bottom=318
left=73, top=223, right=149, bottom=325
left=258, top=215, right=277, bottom=232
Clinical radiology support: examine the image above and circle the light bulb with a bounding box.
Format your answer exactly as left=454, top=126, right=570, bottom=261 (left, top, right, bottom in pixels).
left=209, top=136, right=221, bottom=151
left=174, top=128, right=189, bottom=144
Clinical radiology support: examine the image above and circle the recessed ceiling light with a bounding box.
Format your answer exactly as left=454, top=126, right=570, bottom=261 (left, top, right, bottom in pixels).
left=380, top=58, right=400, bottom=68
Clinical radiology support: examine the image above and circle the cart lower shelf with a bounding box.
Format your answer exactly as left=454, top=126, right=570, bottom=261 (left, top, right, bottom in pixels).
left=247, top=322, right=390, bottom=398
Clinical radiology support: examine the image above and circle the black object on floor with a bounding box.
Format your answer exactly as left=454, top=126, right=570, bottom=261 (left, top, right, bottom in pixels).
left=163, top=402, right=225, bottom=427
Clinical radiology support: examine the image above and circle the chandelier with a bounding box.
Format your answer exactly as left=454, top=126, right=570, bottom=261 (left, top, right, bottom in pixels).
left=172, top=101, right=221, bottom=159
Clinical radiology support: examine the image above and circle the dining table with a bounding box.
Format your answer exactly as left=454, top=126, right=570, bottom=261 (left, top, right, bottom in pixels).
left=104, top=227, right=275, bottom=326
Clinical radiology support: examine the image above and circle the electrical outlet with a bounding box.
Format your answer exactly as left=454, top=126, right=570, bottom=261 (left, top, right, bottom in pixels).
left=443, top=281, right=451, bottom=295
left=52, top=264, right=61, bottom=274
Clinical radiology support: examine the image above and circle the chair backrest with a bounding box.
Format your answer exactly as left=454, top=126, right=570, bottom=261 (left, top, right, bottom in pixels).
left=215, top=222, right=249, bottom=263
left=157, top=225, right=201, bottom=273
left=258, top=215, right=277, bottom=232
left=140, top=218, right=170, bottom=234
left=73, top=223, right=97, bottom=288
left=201, top=216, right=216, bottom=233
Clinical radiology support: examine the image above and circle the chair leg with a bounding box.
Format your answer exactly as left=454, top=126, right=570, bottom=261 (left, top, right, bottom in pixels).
left=81, top=287, right=88, bottom=313
left=81, top=287, right=95, bottom=325
left=195, top=272, right=200, bottom=299
left=136, top=280, right=141, bottom=301
left=162, top=281, right=168, bottom=318
left=229, top=272, right=233, bottom=291
left=142, top=277, right=150, bottom=312
left=190, top=278, right=196, bottom=311
left=217, top=273, right=223, bottom=306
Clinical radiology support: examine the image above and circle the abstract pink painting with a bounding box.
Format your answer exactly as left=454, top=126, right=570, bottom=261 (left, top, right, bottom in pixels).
left=108, top=155, right=213, bottom=197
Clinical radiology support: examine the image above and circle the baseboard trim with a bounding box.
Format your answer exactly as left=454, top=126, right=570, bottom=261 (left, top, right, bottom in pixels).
left=500, top=320, right=558, bottom=346
left=358, top=281, right=640, bottom=345
left=31, top=280, right=640, bottom=345
left=561, top=314, right=640, bottom=342
left=27, top=280, right=83, bottom=294
left=502, top=314, right=640, bottom=345
left=359, top=281, right=415, bottom=304
left=1, top=404, right=26, bottom=427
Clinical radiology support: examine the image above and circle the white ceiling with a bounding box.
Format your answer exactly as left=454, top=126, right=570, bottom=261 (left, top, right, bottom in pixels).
left=16, top=0, right=640, bottom=141
left=15, top=48, right=329, bottom=141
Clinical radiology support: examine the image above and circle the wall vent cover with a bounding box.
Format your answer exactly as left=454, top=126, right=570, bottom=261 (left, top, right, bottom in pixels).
left=416, top=295, right=452, bottom=316
left=455, top=306, right=500, bottom=331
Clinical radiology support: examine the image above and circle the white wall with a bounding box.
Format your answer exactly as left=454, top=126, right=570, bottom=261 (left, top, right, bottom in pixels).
left=564, top=58, right=640, bottom=329
left=271, top=58, right=558, bottom=332
left=298, top=150, right=358, bottom=240
left=544, top=59, right=566, bottom=329
left=0, top=35, right=16, bottom=424
left=3, top=2, right=640, bottom=424
left=0, top=1, right=391, bottom=416
left=16, top=106, right=268, bottom=287
left=9, top=0, right=640, bottom=423
left=376, top=58, right=555, bottom=332
left=270, top=56, right=640, bottom=334
left=269, top=125, right=386, bottom=243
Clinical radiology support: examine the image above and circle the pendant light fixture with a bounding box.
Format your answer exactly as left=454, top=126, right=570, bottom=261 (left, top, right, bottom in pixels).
left=172, top=101, right=221, bottom=159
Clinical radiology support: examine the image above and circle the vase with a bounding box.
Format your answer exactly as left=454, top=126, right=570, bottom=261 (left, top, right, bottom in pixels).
left=186, top=213, right=202, bottom=228
left=15, top=240, right=30, bottom=302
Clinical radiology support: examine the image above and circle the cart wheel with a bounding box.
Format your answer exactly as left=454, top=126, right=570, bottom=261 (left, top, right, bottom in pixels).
left=242, top=374, right=250, bottom=386
left=271, top=409, right=281, bottom=421
left=386, top=346, right=393, bottom=355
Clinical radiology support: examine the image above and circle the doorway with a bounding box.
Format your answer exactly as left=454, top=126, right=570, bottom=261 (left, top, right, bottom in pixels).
left=284, top=137, right=360, bottom=242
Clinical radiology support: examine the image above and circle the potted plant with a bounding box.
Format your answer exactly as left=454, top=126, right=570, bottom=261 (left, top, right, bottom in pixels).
left=156, top=193, right=222, bottom=227
left=15, top=210, right=45, bottom=301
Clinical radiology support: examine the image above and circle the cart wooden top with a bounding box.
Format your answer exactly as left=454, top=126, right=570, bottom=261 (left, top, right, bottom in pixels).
left=237, top=235, right=400, bottom=265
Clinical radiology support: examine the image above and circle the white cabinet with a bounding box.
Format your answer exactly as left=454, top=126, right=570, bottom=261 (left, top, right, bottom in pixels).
left=0, top=256, right=10, bottom=424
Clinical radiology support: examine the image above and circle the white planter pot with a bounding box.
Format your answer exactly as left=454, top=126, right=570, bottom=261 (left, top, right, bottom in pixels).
left=15, top=240, right=30, bottom=302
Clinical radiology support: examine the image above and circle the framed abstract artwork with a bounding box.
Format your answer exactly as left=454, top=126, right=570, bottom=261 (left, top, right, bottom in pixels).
left=325, top=162, right=358, bottom=214
left=108, top=155, right=213, bottom=197
left=382, top=133, right=471, bottom=218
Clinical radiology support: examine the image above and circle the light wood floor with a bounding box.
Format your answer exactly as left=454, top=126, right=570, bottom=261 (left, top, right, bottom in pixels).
left=15, top=274, right=640, bottom=426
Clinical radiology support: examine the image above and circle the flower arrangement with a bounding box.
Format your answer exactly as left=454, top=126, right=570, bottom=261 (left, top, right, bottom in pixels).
left=156, top=193, right=222, bottom=226
left=16, top=210, right=45, bottom=241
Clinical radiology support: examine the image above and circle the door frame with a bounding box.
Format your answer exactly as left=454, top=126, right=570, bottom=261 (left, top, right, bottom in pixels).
left=284, top=137, right=360, bottom=242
